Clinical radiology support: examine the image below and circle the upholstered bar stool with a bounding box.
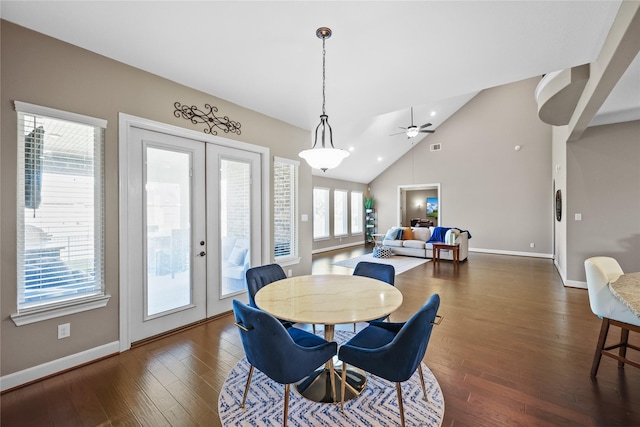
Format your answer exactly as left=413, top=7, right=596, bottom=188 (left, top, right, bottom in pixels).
left=584, top=257, right=640, bottom=376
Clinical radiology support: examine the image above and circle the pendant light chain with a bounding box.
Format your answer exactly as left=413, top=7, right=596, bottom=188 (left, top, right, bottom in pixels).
left=321, top=36, right=327, bottom=116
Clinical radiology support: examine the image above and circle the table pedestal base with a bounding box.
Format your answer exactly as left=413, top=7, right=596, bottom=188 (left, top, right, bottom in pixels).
left=296, top=325, right=367, bottom=403
left=296, top=360, right=366, bottom=403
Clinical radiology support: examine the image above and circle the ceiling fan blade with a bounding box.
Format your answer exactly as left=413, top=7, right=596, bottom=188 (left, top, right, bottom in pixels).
left=419, top=123, right=433, bottom=129
left=419, top=129, right=435, bottom=133
left=390, top=131, right=406, bottom=136
left=398, top=127, right=407, bottom=130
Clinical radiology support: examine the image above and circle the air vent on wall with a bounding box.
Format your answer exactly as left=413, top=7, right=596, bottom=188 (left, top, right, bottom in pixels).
left=430, top=143, right=441, bottom=152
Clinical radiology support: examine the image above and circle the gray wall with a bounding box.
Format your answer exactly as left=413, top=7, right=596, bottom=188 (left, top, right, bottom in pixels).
left=1, top=21, right=314, bottom=376
left=370, top=77, right=553, bottom=255
left=567, top=120, right=640, bottom=280
left=311, top=175, right=368, bottom=252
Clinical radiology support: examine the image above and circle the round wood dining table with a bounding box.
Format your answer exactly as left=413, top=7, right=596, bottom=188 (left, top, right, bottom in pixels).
left=255, top=274, right=403, bottom=403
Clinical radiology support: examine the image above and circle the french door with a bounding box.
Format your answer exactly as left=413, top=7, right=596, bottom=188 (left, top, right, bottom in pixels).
left=206, top=145, right=262, bottom=315
left=124, top=125, right=261, bottom=343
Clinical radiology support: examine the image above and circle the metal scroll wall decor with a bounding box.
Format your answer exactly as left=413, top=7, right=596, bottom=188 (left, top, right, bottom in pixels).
left=174, top=102, right=241, bottom=136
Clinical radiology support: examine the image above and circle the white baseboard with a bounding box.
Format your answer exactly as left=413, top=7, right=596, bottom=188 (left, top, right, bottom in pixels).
left=564, top=280, right=587, bottom=289
left=312, top=241, right=364, bottom=254
left=0, top=341, right=119, bottom=392
left=469, top=247, right=553, bottom=259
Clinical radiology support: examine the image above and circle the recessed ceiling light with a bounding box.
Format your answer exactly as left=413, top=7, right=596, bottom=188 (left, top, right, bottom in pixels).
left=430, top=111, right=436, bottom=117
left=377, top=156, right=383, bottom=162
left=349, top=146, right=354, bottom=152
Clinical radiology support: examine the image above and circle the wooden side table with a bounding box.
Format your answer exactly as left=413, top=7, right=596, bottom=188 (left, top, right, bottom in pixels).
left=432, top=242, right=460, bottom=266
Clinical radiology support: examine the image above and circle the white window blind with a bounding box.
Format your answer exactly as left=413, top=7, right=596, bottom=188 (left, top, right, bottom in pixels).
left=273, top=157, right=298, bottom=259
left=313, top=187, right=330, bottom=240
left=351, top=191, right=363, bottom=234
left=15, top=102, right=106, bottom=312
left=334, top=189, right=348, bottom=237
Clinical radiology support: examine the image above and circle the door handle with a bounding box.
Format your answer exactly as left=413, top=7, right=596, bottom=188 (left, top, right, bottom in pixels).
left=197, top=251, right=206, bottom=257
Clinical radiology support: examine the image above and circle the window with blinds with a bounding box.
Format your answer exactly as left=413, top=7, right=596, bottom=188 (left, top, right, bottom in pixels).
left=313, top=187, right=330, bottom=240
left=351, top=191, right=363, bottom=235
left=334, top=189, right=348, bottom=237
left=273, top=157, right=298, bottom=260
left=15, top=102, right=106, bottom=312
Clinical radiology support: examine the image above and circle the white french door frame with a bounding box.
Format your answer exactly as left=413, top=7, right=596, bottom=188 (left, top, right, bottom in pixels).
left=118, top=113, right=270, bottom=351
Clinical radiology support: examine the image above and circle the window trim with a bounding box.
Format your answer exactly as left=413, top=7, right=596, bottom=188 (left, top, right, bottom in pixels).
left=273, top=156, right=301, bottom=266
left=10, top=295, right=111, bottom=326
left=12, top=101, right=109, bottom=326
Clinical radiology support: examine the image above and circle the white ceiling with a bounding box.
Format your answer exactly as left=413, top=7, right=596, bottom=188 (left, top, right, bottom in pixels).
left=1, top=1, right=636, bottom=183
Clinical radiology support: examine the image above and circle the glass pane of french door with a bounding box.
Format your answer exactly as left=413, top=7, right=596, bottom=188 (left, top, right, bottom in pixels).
left=220, top=158, right=251, bottom=297
left=145, top=146, right=192, bottom=317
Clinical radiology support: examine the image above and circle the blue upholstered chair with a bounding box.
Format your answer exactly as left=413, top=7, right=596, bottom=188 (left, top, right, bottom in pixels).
left=245, top=263, right=294, bottom=329
left=352, top=261, right=395, bottom=331
left=338, top=294, right=442, bottom=427
left=232, top=300, right=337, bottom=426
left=246, top=263, right=317, bottom=332
left=245, top=263, right=287, bottom=308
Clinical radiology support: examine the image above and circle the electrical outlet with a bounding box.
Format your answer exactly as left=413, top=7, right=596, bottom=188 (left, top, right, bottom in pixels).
left=287, top=269, right=292, bottom=277
left=530, top=243, right=535, bottom=248
left=58, top=323, right=70, bottom=339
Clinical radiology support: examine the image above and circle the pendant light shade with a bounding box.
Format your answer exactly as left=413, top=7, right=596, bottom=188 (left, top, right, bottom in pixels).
left=299, top=27, right=349, bottom=172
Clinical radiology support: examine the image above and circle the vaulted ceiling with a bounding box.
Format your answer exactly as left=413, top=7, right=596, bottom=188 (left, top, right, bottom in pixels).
left=2, top=1, right=636, bottom=183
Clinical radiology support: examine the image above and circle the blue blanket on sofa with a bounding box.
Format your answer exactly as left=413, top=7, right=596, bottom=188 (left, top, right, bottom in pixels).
left=427, top=227, right=450, bottom=243
left=427, top=227, right=472, bottom=243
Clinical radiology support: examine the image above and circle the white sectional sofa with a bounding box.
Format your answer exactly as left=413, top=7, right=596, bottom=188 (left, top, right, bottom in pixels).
left=382, top=226, right=470, bottom=261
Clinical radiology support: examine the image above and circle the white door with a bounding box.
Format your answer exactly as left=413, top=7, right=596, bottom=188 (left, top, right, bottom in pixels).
left=206, top=145, right=262, bottom=314
left=125, top=125, right=263, bottom=343
left=127, top=127, right=207, bottom=342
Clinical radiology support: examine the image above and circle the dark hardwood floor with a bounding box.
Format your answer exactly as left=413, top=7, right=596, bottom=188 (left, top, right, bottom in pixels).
left=2, top=247, right=639, bottom=426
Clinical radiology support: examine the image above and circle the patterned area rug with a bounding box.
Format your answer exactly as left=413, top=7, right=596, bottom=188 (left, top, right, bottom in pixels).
left=331, top=253, right=428, bottom=275
left=218, top=330, right=444, bottom=426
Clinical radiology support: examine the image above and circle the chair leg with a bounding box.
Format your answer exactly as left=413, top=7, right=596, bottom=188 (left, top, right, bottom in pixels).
left=312, top=324, right=316, bottom=334
left=283, top=384, right=290, bottom=427
left=591, top=317, right=610, bottom=377
left=619, top=327, right=630, bottom=369
left=241, top=365, right=254, bottom=408
left=417, top=364, right=428, bottom=402
left=353, top=323, right=356, bottom=333
left=396, top=382, right=405, bottom=427
left=340, top=362, right=347, bottom=413
left=329, top=357, right=336, bottom=403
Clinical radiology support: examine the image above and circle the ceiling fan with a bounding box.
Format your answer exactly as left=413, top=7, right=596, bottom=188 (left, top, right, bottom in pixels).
left=391, top=107, right=435, bottom=138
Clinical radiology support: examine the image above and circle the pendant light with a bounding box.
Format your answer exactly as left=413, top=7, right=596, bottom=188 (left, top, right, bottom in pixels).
left=299, top=27, right=349, bottom=172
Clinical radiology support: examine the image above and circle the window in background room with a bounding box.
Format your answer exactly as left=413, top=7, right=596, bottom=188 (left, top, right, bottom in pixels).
left=14, top=102, right=106, bottom=317
left=273, top=157, right=299, bottom=262
left=334, top=189, right=348, bottom=237
left=313, top=187, right=330, bottom=240
left=351, top=191, right=363, bottom=235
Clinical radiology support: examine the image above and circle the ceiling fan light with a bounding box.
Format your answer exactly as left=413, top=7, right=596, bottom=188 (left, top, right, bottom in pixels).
left=406, top=126, right=419, bottom=138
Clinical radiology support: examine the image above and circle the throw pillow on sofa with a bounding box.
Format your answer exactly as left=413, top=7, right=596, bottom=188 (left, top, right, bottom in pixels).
left=444, top=229, right=460, bottom=245
left=384, top=227, right=401, bottom=240
left=400, top=227, right=414, bottom=240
